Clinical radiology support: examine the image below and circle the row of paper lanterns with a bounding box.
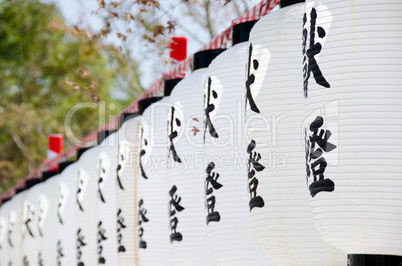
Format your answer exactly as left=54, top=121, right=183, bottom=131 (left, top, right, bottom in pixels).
left=1, top=0, right=402, bottom=265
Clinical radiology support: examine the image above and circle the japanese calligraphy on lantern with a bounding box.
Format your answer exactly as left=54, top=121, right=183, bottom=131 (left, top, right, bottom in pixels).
left=116, top=153, right=124, bottom=191
left=57, top=240, right=64, bottom=265
left=8, top=211, right=15, bottom=247
left=116, top=208, right=126, bottom=253
left=247, top=140, right=265, bottom=211
left=305, top=116, right=337, bottom=197
left=38, top=194, right=49, bottom=238
left=76, top=228, right=86, bottom=266
left=57, top=182, right=68, bottom=225
left=97, top=155, right=110, bottom=204
left=23, top=256, right=30, bottom=266
left=205, top=162, right=223, bottom=224
left=76, top=170, right=88, bottom=213
left=168, top=106, right=182, bottom=163
left=168, top=185, right=185, bottom=243
left=140, top=128, right=149, bottom=178
left=97, top=221, right=107, bottom=264
left=204, top=77, right=219, bottom=139
left=302, top=7, right=331, bottom=97
left=246, top=43, right=261, bottom=113
left=138, top=199, right=149, bottom=249
left=38, top=252, right=44, bottom=266
left=23, top=203, right=35, bottom=239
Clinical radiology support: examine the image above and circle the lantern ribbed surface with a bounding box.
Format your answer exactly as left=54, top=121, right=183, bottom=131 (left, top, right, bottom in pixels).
left=97, top=132, right=119, bottom=265
left=38, top=175, right=59, bottom=265
left=247, top=3, right=345, bottom=265
left=57, top=162, right=78, bottom=266
left=116, top=115, right=142, bottom=265
left=0, top=201, right=7, bottom=265
left=22, top=183, right=42, bottom=265
left=138, top=97, right=174, bottom=266
left=0, top=198, right=12, bottom=265
left=6, top=192, right=24, bottom=265
left=203, top=42, right=273, bottom=266
left=76, top=146, right=100, bottom=265
left=303, top=0, right=402, bottom=256
left=166, top=68, right=215, bottom=266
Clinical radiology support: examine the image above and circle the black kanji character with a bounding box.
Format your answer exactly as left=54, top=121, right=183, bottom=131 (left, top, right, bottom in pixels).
left=246, top=43, right=260, bottom=113
left=302, top=8, right=330, bottom=97
left=140, top=129, right=149, bottom=179
left=98, top=159, right=106, bottom=203
left=76, top=171, right=85, bottom=212
left=169, top=185, right=185, bottom=243
left=204, top=77, right=219, bottom=139
left=116, top=154, right=124, bottom=190
left=247, top=140, right=265, bottom=211
left=168, top=107, right=182, bottom=163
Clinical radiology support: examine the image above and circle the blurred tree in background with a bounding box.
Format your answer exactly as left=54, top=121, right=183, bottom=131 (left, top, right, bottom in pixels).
left=0, top=0, right=143, bottom=192
left=0, top=0, right=256, bottom=193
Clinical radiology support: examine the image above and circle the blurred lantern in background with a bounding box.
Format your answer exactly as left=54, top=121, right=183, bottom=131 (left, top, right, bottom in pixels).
left=166, top=49, right=224, bottom=266
left=7, top=187, right=24, bottom=265
left=38, top=171, right=59, bottom=265
left=22, top=179, right=42, bottom=266
left=56, top=161, right=78, bottom=266
left=96, top=131, right=119, bottom=265
left=47, top=134, right=64, bottom=171
left=137, top=96, right=174, bottom=266
left=76, top=144, right=101, bottom=266
left=202, top=20, right=273, bottom=266
left=116, top=113, right=141, bottom=265
left=0, top=197, right=11, bottom=266
left=170, top=37, right=188, bottom=62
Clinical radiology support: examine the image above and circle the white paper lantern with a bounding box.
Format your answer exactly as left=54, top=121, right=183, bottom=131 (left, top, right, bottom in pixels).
left=246, top=2, right=345, bottom=265
left=116, top=114, right=141, bottom=265
left=166, top=51, right=224, bottom=266
left=77, top=146, right=101, bottom=265
left=0, top=199, right=10, bottom=265
left=57, top=162, right=79, bottom=266
left=303, top=0, right=402, bottom=261
left=202, top=24, right=273, bottom=265
left=96, top=132, right=119, bottom=266
left=5, top=191, right=25, bottom=266
left=38, top=173, right=59, bottom=266
left=22, top=181, right=42, bottom=265
left=137, top=97, right=174, bottom=266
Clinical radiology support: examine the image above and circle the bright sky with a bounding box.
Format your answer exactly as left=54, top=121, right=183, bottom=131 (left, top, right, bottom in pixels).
left=44, top=0, right=262, bottom=89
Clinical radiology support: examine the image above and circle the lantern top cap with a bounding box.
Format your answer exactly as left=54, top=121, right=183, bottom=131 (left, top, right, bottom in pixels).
left=192, top=49, right=226, bottom=71
left=97, top=130, right=116, bottom=145
left=77, top=146, right=92, bottom=160
left=138, top=97, right=163, bottom=115
left=25, top=177, right=41, bottom=190
left=348, top=254, right=402, bottom=266
left=280, top=0, right=305, bottom=8
left=16, top=187, right=25, bottom=194
left=120, top=112, right=139, bottom=127
left=164, top=78, right=183, bottom=97
left=58, top=160, right=75, bottom=174
left=1, top=196, right=12, bottom=205
left=41, top=170, right=58, bottom=182
left=232, top=20, right=258, bottom=45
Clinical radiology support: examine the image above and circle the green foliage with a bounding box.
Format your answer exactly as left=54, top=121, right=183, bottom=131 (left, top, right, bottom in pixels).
left=0, top=0, right=142, bottom=192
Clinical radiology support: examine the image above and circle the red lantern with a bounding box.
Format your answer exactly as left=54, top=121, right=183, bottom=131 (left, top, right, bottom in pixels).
left=47, top=134, right=63, bottom=171
left=170, top=37, right=187, bottom=62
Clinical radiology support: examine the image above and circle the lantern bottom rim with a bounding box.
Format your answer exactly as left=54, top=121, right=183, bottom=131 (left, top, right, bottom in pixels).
left=348, top=254, right=402, bottom=266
